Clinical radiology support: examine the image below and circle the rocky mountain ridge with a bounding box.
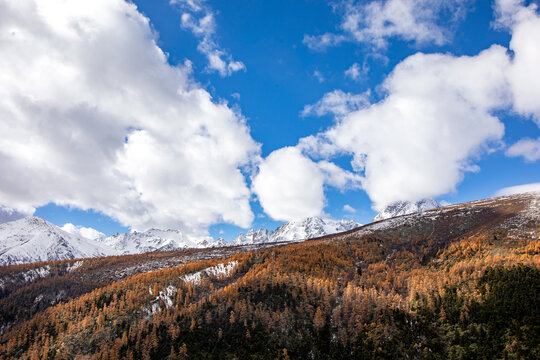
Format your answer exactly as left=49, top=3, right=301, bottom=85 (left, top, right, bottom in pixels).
left=374, top=198, right=440, bottom=221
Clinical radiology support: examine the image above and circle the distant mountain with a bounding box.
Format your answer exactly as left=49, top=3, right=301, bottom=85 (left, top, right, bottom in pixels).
left=235, top=217, right=360, bottom=245
left=97, top=229, right=224, bottom=255
left=235, top=228, right=272, bottom=245
left=0, top=216, right=360, bottom=265
left=0, top=217, right=116, bottom=266
left=374, top=199, right=440, bottom=221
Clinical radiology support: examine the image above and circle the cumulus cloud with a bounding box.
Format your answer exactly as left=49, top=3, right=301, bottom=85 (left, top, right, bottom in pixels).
left=304, top=0, right=471, bottom=51
left=506, top=137, right=540, bottom=161
left=343, top=204, right=357, bottom=213
left=302, top=90, right=371, bottom=118
left=495, top=182, right=540, bottom=196
left=492, top=0, right=537, bottom=29
left=172, top=0, right=245, bottom=76
left=252, top=147, right=361, bottom=221
left=504, top=1, right=540, bottom=124
left=316, top=160, right=363, bottom=190
left=297, top=0, right=540, bottom=211
left=252, top=147, right=325, bottom=222
left=0, top=0, right=259, bottom=236
left=61, top=223, right=106, bottom=240
left=300, top=44, right=512, bottom=211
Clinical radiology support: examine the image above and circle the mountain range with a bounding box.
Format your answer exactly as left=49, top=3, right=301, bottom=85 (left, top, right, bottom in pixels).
left=0, top=198, right=482, bottom=266
left=0, top=216, right=360, bottom=266
left=235, top=217, right=360, bottom=245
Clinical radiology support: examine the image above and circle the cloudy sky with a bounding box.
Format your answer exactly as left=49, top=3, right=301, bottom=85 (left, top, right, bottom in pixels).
left=0, top=0, right=539, bottom=241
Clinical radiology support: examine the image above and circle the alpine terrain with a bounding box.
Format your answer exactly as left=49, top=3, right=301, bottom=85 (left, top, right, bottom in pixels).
left=0, top=192, right=537, bottom=359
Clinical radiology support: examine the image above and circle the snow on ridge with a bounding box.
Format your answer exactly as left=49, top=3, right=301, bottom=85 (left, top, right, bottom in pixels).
left=22, top=265, right=51, bottom=282
left=235, top=217, right=360, bottom=245
left=180, top=260, right=239, bottom=285
left=66, top=260, right=84, bottom=272
left=374, top=199, right=440, bottom=222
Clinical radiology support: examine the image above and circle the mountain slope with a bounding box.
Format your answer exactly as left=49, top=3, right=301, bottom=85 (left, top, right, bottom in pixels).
left=0, top=192, right=537, bottom=359
left=374, top=198, right=440, bottom=221
left=235, top=217, right=360, bottom=244
left=0, top=217, right=116, bottom=266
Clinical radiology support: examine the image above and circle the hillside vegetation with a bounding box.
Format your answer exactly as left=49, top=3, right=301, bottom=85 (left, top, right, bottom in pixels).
left=0, top=192, right=538, bottom=359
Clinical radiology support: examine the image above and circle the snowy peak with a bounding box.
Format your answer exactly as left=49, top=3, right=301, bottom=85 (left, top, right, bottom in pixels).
left=374, top=199, right=440, bottom=221
left=97, top=228, right=214, bottom=255
left=272, top=217, right=358, bottom=242
left=0, top=217, right=115, bottom=266
left=0, top=216, right=361, bottom=265
left=235, top=228, right=272, bottom=245
left=235, top=217, right=360, bottom=245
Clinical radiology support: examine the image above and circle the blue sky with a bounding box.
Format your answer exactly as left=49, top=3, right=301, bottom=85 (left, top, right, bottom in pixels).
left=1, top=0, right=539, bottom=241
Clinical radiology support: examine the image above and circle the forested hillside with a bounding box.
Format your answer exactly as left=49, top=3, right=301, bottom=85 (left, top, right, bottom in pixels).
left=0, top=192, right=538, bottom=359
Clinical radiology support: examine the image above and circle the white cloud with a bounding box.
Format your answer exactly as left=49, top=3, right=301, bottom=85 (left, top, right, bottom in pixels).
left=173, top=0, right=245, bottom=77
left=506, top=137, right=540, bottom=161
left=345, top=62, right=368, bottom=81
left=302, top=45, right=511, bottom=211
left=61, top=223, right=105, bottom=240
left=492, top=0, right=537, bottom=29
left=304, top=0, right=471, bottom=51
left=252, top=147, right=325, bottom=222
left=251, top=147, right=361, bottom=221
left=504, top=1, right=540, bottom=124
left=303, top=33, right=346, bottom=52
left=496, top=182, right=540, bottom=196
left=316, top=161, right=363, bottom=190
left=302, top=90, right=371, bottom=118
left=343, top=204, right=357, bottom=213
left=0, top=0, right=259, bottom=236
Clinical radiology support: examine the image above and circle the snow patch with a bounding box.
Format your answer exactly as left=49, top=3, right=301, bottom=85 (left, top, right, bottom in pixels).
left=66, top=260, right=83, bottom=272
left=180, top=260, right=239, bottom=285
left=22, top=266, right=50, bottom=282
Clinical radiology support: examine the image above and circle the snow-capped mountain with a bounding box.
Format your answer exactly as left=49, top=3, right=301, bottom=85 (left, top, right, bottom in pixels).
left=235, top=228, right=272, bottom=244
left=0, top=216, right=360, bottom=265
left=0, top=217, right=116, bottom=266
left=97, top=229, right=216, bottom=255
left=235, top=217, right=360, bottom=245
left=374, top=199, right=440, bottom=221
